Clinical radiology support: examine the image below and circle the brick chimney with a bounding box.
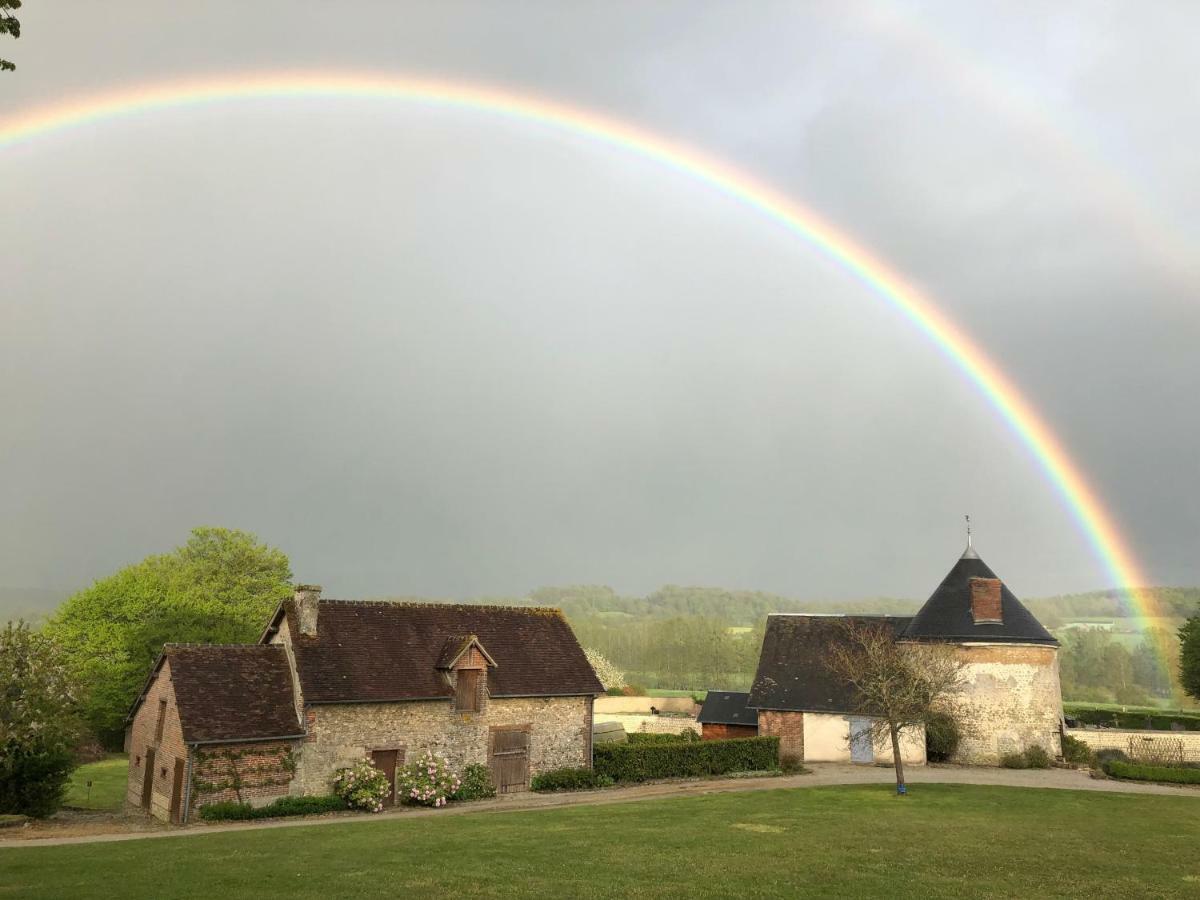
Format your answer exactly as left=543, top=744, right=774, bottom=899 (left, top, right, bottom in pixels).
left=294, top=584, right=322, bottom=636
left=969, top=577, right=1002, bottom=624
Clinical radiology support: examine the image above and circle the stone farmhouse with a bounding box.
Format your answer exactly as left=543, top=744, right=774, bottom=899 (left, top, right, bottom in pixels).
left=749, top=541, right=1063, bottom=766
left=125, top=586, right=603, bottom=823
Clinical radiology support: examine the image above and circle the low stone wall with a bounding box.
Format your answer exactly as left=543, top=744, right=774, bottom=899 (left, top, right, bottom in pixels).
left=593, top=697, right=699, bottom=716
left=598, top=713, right=701, bottom=736
left=1066, top=728, right=1200, bottom=764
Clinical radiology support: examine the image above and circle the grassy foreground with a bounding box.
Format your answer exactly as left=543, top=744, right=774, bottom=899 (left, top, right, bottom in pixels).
left=3, top=784, right=1198, bottom=899
left=63, top=756, right=128, bottom=811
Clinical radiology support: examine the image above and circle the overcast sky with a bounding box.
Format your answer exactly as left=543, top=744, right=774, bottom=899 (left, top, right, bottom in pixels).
left=2, top=1, right=1197, bottom=602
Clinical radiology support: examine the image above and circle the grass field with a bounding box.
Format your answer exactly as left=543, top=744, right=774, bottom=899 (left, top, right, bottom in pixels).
left=62, top=755, right=128, bottom=812
left=3, top=784, right=1199, bottom=898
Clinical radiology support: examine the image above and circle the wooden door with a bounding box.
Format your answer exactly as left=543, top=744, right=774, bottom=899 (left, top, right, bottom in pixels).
left=490, top=727, right=530, bottom=794
left=141, top=747, right=156, bottom=810
left=169, top=758, right=186, bottom=824
left=370, top=749, right=399, bottom=807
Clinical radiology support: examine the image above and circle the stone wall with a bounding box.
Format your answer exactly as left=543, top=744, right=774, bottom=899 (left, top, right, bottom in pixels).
left=950, top=643, right=1063, bottom=764
left=293, top=695, right=592, bottom=794
left=124, top=658, right=189, bottom=823
left=598, top=713, right=701, bottom=736
left=189, top=740, right=299, bottom=811
left=1067, top=728, right=1200, bottom=764
left=756, top=710, right=803, bottom=763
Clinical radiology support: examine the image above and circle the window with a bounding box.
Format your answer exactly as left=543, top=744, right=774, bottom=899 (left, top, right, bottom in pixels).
left=155, top=698, right=167, bottom=742
left=456, top=669, right=480, bottom=712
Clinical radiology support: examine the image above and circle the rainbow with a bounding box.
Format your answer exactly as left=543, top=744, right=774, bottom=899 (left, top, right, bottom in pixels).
left=0, top=72, right=1166, bottom=653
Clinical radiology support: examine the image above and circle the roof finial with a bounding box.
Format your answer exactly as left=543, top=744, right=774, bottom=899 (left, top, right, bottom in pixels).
left=965, top=514, right=972, bottom=549
left=961, top=514, right=979, bottom=559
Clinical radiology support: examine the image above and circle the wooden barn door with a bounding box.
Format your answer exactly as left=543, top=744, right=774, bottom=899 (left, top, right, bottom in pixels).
left=370, top=749, right=400, bottom=807
left=490, top=727, right=530, bottom=794
left=141, top=747, right=156, bottom=810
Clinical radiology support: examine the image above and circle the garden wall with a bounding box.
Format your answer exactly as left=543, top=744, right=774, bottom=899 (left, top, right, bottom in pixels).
left=1066, top=728, right=1200, bottom=764
left=598, top=713, right=702, bottom=736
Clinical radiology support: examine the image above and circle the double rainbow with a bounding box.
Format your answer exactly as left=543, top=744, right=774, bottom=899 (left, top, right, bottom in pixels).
left=0, top=72, right=1164, bottom=653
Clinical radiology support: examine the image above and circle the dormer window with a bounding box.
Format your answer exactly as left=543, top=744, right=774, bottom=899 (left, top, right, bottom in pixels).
left=456, top=669, right=481, bottom=712
left=970, top=577, right=1003, bottom=624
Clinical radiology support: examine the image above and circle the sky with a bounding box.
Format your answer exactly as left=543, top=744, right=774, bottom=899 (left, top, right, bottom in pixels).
left=2, top=1, right=1198, bottom=603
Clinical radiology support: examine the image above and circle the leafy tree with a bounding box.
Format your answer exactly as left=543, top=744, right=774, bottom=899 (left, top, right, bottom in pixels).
left=0, top=622, right=83, bottom=816
left=46, top=527, right=292, bottom=746
left=1180, top=613, right=1200, bottom=702
left=824, top=621, right=965, bottom=794
left=1, top=1, right=19, bottom=72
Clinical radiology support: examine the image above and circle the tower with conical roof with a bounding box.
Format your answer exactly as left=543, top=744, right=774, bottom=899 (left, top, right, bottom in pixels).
left=902, top=533, right=1064, bottom=764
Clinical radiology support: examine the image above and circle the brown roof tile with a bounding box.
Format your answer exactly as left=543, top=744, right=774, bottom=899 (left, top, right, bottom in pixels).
left=165, top=644, right=302, bottom=743
left=269, top=600, right=603, bottom=703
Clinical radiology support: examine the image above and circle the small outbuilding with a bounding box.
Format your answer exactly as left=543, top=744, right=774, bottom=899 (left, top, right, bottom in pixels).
left=697, top=691, right=759, bottom=740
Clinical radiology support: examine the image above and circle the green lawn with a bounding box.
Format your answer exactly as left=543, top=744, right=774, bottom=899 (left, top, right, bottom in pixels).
left=63, top=755, right=128, bottom=811
left=3, top=785, right=1199, bottom=898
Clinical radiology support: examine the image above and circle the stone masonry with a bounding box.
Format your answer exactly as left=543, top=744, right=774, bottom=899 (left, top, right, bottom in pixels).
left=124, top=658, right=188, bottom=822
left=949, top=643, right=1063, bottom=764
left=292, top=695, right=593, bottom=794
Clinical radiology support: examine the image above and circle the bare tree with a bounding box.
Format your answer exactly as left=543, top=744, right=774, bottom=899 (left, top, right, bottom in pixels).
left=825, top=619, right=966, bottom=795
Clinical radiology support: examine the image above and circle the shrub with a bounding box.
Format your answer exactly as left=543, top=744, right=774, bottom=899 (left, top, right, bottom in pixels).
left=451, top=763, right=496, bottom=801
left=621, top=685, right=647, bottom=697
left=999, top=746, right=1052, bottom=769
left=1060, top=734, right=1093, bottom=766
left=198, top=795, right=346, bottom=821
left=627, top=729, right=700, bottom=746
left=925, top=712, right=961, bottom=763
left=594, top=736, right=779, bottom=784
left=1102, top=760, right=1200, bottom=785
left=530, top=767, right=614, bottom=792
left=779, top=754, right=807, bottom=775
left=332, top=758, right=392, bottom=813
left=1093, top=748, right=1129, bottom=767
left=396, top=751, right=460, bottom=808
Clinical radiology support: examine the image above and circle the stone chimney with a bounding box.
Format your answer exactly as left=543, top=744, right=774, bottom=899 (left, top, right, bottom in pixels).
left=294, top=584, right=322, bottom=636
left=969, top=577, right=1002, bottom=625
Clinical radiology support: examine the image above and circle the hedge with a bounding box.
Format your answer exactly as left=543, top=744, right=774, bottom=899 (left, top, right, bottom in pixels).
left=1063, top=705, right=1200, bottom=732
left=594, top=736, right=779, bottom=783
left=1101, top=760, right=1200, bottom=785
left=626, top=730, right=699, bottom=745
left=530, top=768, right=614, bottom=792
left=198, top=794, right=346, bottom=821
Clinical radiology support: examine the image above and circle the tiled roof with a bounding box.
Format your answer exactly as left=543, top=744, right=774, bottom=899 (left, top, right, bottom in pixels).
left=164, top=644, right=302, bottom=743
left=697, top=691, right=757, bottom=727
left=268, top=600, right=603, bottom=703
left=902, top=550, right=1057, bottom=645
left=748, top=615, right=912, bottom=714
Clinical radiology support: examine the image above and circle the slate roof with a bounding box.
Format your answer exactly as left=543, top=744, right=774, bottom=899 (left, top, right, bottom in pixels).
left=748, top=615, right=911, bottom=714
left=902, top=549, right=1057, bottom=645
left=264, top=600, right=604, bottom=703
left=131, top=645, right=303, bottom=743
left=697, top=691, right=758, bottom=727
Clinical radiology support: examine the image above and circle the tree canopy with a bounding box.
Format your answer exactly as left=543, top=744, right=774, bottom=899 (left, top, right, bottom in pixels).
left=1180, top=614, right=1200, bottom=702
left=0, top=621, right=83, bottom=816
left=1, top=1, right=20, bottom=72
left=46, top=527, right=292, bottom=745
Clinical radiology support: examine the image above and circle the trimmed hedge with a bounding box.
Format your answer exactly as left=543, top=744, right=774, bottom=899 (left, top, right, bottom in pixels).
left=530, top=767, right=614, bottom=793
left=1102, top=760, right=1200, bottom=784
left=627, top=730, right=699, bottom=745
left=594, top=736, right=779, bottom=784
left=1064, top=705, right=1200, bottom=732
left=198, top=794, right=346, bottom=821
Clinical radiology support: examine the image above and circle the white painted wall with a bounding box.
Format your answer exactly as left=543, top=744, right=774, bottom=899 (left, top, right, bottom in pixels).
left=801, top=712, right=925, bottom=765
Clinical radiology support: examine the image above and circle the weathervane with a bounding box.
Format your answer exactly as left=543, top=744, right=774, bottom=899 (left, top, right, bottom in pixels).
left=965, top=514, right=972, bottom=549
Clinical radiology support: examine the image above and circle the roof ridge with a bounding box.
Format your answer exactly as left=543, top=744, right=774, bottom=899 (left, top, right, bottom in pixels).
left=312, top=598, right=565, bottom=615
left=165, top=642, right=283, bottom=650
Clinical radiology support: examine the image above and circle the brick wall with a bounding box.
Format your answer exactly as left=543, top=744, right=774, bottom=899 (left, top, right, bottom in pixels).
left=292, top=695, right=592, bottom=794
left=701, top=723, right=759, bottom=741
left=124, top=658, right=189, bottom=823
left=948, top=643, right=1063, bottom=764
left=189, top=740, right=299, bottom=811
left=756, top=710, right=803, bottom=762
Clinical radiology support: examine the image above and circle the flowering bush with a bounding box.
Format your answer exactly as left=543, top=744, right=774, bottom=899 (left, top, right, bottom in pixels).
left=331, top=758, right=392, bottom=813
left=396, top=751, right=461, bottom=807
left=451, top=763, right=496, bottom=801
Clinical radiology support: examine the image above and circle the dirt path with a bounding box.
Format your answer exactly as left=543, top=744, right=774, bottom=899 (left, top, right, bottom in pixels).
left=5, top=763, right=1196, bottom=848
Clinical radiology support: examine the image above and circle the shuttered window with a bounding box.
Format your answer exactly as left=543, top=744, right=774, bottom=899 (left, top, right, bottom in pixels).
left=456, top=670, right=480, bottom=712
left=155, top=698, right=167, bottom=741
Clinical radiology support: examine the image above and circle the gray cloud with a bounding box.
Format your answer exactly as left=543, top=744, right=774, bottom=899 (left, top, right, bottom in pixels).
left=3, top=1, right=1197, bottom=601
